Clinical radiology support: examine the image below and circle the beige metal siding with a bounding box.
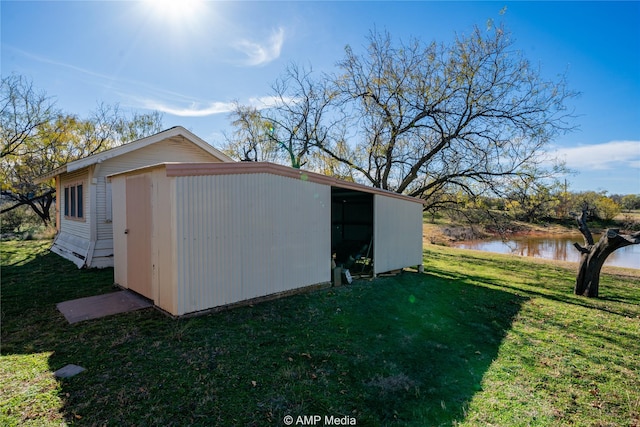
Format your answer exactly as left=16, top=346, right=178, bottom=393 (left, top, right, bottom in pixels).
left=151, top=169, right=177, bottom=314
left=125, top=174, right=154, bottom=299
left=111, top=175, right=128, bottom=287
left=373, top=195, right=423, bottom=274
left=173, top=173, right=331, bottom=315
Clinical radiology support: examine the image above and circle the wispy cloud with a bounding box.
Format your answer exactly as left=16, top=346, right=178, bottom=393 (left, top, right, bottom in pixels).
left=247, top=96, right=298, bottom=109
left=139, top=99, right=236, bottom=117
left=6, top=45, right=181, bottom=105
left=139, top=96, right=285, bottom=117
left=6, top=45, right=118, bottom=82
left=554, top=140, right=640, bottom=170
left=233, top=27, right=285, bottom=66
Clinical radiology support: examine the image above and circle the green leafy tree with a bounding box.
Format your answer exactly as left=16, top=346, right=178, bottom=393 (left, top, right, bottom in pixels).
left=569, top=191, right=601, bottom=219
left=569, top=191, right=622, bottom=221
left=595, top=196, right=621, bottom=221
left=620, top=194, right=640, bottom=211
left=504, top=165, right=564, bottom=223
left=223, top=103, right=284, bottom=163
left=1, top=79, right=163, bottom=225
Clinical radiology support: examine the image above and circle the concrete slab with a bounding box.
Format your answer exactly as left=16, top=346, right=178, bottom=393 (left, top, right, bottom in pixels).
left=54, top=364, right=86, bottom=378
left=57, top=290, right=152, bottom=324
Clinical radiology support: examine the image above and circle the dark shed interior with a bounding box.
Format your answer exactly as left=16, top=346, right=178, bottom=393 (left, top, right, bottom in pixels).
left=331, top=187, right=373, bottom=272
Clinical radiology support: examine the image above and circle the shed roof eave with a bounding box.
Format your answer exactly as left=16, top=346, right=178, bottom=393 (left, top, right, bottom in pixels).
left=108, top=162, right=426, bottom=205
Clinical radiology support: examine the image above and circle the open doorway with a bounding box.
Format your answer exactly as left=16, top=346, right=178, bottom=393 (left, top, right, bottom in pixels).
left=331, top=187, right=374, bottom=275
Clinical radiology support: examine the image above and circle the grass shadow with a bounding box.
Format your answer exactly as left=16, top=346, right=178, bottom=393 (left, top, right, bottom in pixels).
left=2, top=241, right=527, bottom=426
left=329, top=272, right=528, bottom=425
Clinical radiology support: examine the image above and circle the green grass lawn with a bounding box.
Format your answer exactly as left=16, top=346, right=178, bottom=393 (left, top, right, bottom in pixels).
left=1, top=240, right=639, bottom=426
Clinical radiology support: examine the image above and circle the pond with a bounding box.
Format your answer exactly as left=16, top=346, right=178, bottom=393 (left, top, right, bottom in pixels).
left=453, top=235, right=640, bottom=269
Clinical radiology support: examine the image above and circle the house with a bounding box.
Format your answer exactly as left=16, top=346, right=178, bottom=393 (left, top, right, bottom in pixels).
left=38, top=127, right=233, bottom=268
left=108, top=162, right=424, bottom=316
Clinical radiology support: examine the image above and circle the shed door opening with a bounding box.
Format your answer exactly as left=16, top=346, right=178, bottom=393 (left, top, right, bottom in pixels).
left=331, top=188, right=373, bottom=274
left=125, top=174, right=153, bottom=300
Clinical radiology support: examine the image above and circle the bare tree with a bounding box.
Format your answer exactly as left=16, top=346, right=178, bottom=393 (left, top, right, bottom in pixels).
left=223, top=103, right=282, bottom=163
left=1, top=74, right=58, bottom=159
left=226, top=25, right=576, bottom=213
left=572, top=210, right=640, bottom=297
left=320, top=25, right=576, bottom=201
left=226, top=63, right=341, bottom=169
left=264, top=63, right=339, bottom=168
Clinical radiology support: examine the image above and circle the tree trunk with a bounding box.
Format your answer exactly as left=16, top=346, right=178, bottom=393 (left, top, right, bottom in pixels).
left=573, top=210, right=640, bottom=297
left=0, top=190, right=54, bottom=225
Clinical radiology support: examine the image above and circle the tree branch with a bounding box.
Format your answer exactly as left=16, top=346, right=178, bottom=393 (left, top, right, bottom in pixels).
left=1, top=189, right=55, bottom=214
left=573, top=242, right=591, bottom=254
left=573, top=209, right=595, bottom=246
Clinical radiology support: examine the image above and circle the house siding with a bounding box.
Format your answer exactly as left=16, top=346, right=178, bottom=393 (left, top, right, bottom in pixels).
left=58, top=169, right=90, bottom=239
left=88, top=136, right=224, bottom=267
left=51, top=169, right=92, bottom=267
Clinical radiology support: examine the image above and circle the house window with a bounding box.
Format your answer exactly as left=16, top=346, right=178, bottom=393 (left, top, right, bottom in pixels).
left=64, top=182, right=84, bottom=220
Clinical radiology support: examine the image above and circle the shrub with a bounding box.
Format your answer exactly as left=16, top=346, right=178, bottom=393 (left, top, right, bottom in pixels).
left=0, top=203, right=44, bottom=237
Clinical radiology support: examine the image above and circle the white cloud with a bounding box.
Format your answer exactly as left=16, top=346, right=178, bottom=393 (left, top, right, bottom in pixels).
left=247, top=96, right=298, bottom=109
left=233, top=27, right=284, bottom=66
left=139, top=100, right=236, bottom=117
left=553, top=140, right=640, bottom=170
left=136, top=95, right=289, bottom=118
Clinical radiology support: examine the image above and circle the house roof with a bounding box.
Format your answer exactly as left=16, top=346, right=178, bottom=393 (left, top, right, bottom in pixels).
left=109, top=161, right=426, bottom=205
left=36, top=126, right=234, bottom=183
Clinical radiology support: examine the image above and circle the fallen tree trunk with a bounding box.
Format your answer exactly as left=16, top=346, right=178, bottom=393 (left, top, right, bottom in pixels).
left=573, top=210, right=640, bottom=297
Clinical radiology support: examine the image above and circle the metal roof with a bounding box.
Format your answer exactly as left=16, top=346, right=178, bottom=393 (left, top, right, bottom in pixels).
left=109, top=161, right=425, bottom=205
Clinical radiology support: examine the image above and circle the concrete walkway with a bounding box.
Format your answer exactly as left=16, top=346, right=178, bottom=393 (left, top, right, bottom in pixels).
left=57, top=290, right=152, bottom=324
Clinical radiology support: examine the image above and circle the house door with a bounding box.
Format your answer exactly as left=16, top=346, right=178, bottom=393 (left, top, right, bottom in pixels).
left=125, top=174, right=153, bottom=300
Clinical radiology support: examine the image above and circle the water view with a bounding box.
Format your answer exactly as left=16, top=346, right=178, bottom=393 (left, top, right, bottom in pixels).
left=453, top=235, right=640, bottom=269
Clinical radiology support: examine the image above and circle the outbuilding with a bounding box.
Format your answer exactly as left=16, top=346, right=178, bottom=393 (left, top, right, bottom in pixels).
left=109, top=162, right=424, bottom=316
left=37, top=127, right=233, bottom=268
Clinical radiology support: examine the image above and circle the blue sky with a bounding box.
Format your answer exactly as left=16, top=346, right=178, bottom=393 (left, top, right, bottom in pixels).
left=2, top=1, right=639, bottom=195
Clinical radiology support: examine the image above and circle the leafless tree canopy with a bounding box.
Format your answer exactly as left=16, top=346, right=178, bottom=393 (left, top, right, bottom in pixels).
left=1, top=74, right=58, bottom=159
left=324, top=26, right=576, bottom=197
left=227, top=25, right=577, bottom=205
